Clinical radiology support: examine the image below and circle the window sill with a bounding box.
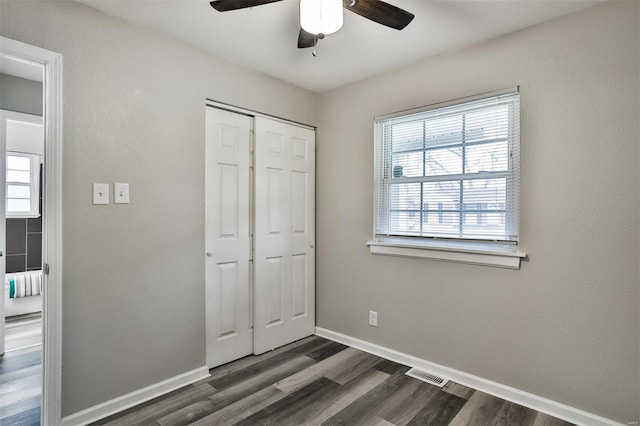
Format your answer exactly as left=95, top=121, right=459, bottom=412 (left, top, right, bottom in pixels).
left=6, top=214, right=41, bottom=219
left=367, top=239, right=526, bottom=269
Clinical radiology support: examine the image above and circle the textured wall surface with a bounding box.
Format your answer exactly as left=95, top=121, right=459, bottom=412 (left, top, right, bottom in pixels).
left=1, top=1, right=317, bottom=416
left=0, top=73, right=43, bottom=116
left=316, top=1, right=639, bottom=423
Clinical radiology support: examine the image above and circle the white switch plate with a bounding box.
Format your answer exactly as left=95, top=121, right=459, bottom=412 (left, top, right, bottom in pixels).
left=369, top=310, right=378, bottom=327
left=93, top=183, right=109, bottom=205
left=114, top=183, right=130, bottom=204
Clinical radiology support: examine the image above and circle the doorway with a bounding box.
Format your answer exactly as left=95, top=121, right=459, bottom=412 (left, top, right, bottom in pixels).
left=1, top=109, right=45, bottom=354
left=0, top=37, right=63, bottom=426
left=205, top=104, right=316, bottom=368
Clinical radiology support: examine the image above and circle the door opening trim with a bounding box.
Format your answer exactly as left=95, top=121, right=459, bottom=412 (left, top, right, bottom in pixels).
left=1, top=36, right=64, bottom=426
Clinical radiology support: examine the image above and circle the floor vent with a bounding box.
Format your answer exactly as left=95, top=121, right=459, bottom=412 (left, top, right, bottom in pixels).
left=406, top=368, right=448, bottom=387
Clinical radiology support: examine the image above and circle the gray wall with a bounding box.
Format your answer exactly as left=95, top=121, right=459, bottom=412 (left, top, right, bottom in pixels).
left=0, top=73, right=43, bottom=116
left=0, top=0, right=318, bottom=416
left=316, top=1, right=639, bottom=423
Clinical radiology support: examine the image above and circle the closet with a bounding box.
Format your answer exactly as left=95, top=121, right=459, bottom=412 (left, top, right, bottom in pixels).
left=205, top=105, right=315, bottom=368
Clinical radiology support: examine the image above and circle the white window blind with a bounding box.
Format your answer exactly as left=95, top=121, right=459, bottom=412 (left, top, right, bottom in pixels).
left=374, top=91, right=520, bottom=243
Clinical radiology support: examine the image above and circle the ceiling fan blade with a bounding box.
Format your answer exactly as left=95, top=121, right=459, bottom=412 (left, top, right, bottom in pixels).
left=343, top=0, right=414, bottom=30
left=297, top=28, right=317, bottom=49
left=210, top=0, right=283, bottom=12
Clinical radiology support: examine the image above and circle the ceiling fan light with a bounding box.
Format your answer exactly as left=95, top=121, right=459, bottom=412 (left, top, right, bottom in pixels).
left=300, top=0, right=343, bottom=35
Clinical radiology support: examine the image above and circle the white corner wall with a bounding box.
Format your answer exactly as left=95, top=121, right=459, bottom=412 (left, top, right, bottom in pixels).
left=0, top=0, right=318, bottom=417
left=317, top=1, right=639, bottom=423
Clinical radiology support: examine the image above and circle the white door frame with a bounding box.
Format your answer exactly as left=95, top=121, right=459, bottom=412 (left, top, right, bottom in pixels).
left=0, top=36, right=64, bottom=426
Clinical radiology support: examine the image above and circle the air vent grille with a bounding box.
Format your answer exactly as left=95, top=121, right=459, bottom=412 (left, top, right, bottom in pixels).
left=406, top=368, right=448, bottom=387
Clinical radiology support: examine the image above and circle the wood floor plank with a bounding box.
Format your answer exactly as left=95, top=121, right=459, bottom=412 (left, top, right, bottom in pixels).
left=0, top=364, right=41, bottom=387
left=274, top=347, right=362, bottom=394
left=306, top=341, right=349, bottom=361
left=322, top=370, right=412, bottom=425
left=286, top=369, right=392, bottom=425
left=0, top=374, right=42, bottom=410
left=376, top=380, right=442, bottom=426
left=368, top=417, right=396, bottom=426
left=324, top=351, right=384, bottom=385
left=4, top=316, right=42, bottom=352
left=236, top=377, right=341, bottom=426
left=490, top=400, right=538, bottom=426
left=290, top=337, right=338, bottom=357
left=0, top=346, right=41, bottom=376
left=405, top=388, right=467, bottom=426
left=305, top=369, right=390, bottom=425
left=0, top=404, right=40, bottom=426
left=372, top=358, right=410, bottom=376
left=204, top=335, right=321, bottom=382
left=448, top=390, right=506, bottom=426
left=0, top=345, right=42, bottom=426
left=156, top=355, right=316, bottom=426
left=206, top=351, right=299, bottom=391
left=189, top=384, right=286, bottom=425
left=94, top=383, right=216, bottom=426
left=442, top=381, right=475, bottom=400
left=0, top=394, right=40, bottom=423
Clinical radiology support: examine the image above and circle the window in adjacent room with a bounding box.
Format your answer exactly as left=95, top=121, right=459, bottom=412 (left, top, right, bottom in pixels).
left=2, top=110, right=44, bottom=218
left=370, top=89, right=525, bottom=268
left=6, top=151, right=40, bottom=218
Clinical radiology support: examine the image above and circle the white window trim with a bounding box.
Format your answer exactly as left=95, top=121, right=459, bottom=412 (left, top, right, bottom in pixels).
left=370, top=87, right=526, bottom=269
left=367, top=238, right=526, bottom=269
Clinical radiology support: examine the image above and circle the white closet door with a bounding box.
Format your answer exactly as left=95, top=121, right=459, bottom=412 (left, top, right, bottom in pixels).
left=254, top=116, right=315, bottom=355
left=205, top=107, right=253, bottom=368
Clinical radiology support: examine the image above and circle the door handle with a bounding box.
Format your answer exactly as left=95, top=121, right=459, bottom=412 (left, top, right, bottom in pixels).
left=206, top=252, right=213, bottom=258
left=0, top=250, right=3, bottom=257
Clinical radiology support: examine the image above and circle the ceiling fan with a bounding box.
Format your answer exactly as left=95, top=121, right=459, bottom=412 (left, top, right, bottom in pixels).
left=209, top=0, right=415, bottom=49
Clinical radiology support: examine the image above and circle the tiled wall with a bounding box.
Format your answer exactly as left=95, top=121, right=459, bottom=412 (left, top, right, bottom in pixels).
left=5, top=164, right=43, bottom=273
left=6, top=217, right=42, bottom=273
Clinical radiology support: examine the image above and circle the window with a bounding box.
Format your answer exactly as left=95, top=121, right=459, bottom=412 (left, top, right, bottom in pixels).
left=6, top=152, right=40, bottom=218
left=370, top=89, right=525, bottom=268
left=1, top=110, right=44, bottom=218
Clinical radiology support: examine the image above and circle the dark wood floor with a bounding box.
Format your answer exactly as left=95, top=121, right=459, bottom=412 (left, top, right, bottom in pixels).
left=94, top=336, right=573, bottom=426
left=0, top=344, right=41, bottom=426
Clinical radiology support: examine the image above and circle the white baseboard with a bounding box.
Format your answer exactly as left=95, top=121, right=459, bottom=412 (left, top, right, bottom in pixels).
left=315, top=327, right=623, bottom=426
left=60, top=366, right=210, bottom=426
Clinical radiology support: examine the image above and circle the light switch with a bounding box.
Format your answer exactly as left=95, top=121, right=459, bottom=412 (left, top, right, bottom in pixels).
left=93, top=183, right=109, bottom=205
left=114, top=183, right=130, bottom=204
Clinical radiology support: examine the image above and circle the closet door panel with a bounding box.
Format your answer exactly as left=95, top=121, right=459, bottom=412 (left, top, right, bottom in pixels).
left=254, top=117, right=315, bottom=355
left=291, top=253, right=308, bottom=318
left=205, top=107, right=253, bottom=368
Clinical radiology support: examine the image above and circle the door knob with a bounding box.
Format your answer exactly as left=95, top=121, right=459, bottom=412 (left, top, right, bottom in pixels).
left=206, top=252, right=213, bottom=257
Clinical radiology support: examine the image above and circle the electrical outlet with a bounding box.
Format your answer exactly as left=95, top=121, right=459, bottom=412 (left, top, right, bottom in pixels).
left=369, top=310, right=378, bottom=327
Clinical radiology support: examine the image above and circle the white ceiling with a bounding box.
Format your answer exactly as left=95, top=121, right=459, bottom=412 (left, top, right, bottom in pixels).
left=77, top=0, right=602, bottom=93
